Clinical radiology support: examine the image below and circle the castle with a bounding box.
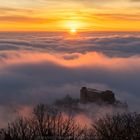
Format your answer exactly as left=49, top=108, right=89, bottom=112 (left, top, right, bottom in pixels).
left=80, top=87, right=116, bottom=104
left=55, top=87, right=128, bottom=111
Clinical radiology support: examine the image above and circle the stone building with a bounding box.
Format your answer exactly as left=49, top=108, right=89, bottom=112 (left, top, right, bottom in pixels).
left=80, top=87, right=116, bottom=104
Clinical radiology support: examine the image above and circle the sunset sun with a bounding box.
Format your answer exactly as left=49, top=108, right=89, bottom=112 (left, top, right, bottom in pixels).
left=64, top=21, right=82, bottom=33
left=70, top=28, right=77, bottom=33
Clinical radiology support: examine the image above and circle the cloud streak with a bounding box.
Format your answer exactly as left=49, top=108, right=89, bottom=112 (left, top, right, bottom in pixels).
left=0, top=0, right=140, bottom=31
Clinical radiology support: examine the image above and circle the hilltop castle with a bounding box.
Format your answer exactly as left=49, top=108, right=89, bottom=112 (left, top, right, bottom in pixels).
left=55, top=87, right=128, bottom=110
left=80, top=87, right=116, bottom=104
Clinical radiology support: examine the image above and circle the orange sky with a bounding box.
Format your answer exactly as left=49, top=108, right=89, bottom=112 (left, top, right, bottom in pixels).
left=0, top=0, right=140, bottom=31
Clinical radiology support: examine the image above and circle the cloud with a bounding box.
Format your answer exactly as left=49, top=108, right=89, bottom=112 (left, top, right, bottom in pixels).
left=0, top=16, right=51, bottom=24
left=0, top=32, right=140, bottom=56
left=0, top=32, right=140, bottom=126
left=0, top=50, right=140, bottom=106
left=95, top=13, right=140, bottom=21
left=0, top=7, right=35, bottom=14
left=131, top=0, right=140, bottom=2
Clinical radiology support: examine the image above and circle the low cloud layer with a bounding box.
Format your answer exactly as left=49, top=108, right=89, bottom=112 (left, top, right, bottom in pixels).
left=0, top=32, right=140, bottom=127
left=0, top=32, right=140, bottom=56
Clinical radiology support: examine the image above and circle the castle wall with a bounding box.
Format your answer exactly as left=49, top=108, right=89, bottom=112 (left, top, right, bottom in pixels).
left=80, top=87, right=116, bottom=104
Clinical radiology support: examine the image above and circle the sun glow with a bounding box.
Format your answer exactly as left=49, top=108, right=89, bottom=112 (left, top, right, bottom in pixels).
left=64, top=21, right=83, bottom=33
left=70, top=28, right=77, bottom=33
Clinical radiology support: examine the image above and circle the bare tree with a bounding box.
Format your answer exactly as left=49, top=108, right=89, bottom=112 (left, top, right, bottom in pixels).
left=0, top=104, right=88, bottom=140
left=0, top=117, right=36, bottom=140
left=32, top=104, right=86, bottom=140
left=92, top=113, right=140, bottom=140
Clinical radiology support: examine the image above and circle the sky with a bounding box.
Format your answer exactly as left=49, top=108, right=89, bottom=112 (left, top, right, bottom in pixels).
left=0, top=0, right=140, bottom=31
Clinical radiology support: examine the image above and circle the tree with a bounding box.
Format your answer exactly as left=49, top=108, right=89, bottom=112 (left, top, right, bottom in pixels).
left=0, top=104, right=87, bottom=140
left=93, top=113, right=140, bottom=140
left=0, top=117, right=36, bottom=140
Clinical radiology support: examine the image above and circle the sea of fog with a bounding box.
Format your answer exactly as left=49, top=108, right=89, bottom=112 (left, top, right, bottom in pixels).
left=0, top=31, right=140, bottom=127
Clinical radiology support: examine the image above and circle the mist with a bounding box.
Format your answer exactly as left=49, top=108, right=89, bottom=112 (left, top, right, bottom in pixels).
left=0, top=32, right=140, bottom=127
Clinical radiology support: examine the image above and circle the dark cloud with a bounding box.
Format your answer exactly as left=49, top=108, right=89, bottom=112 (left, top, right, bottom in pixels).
left=0, top=32, right=140, bottom=56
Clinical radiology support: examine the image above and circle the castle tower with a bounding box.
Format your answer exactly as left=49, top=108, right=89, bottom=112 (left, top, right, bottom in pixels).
left=80, top=87, right=88, bottom=103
